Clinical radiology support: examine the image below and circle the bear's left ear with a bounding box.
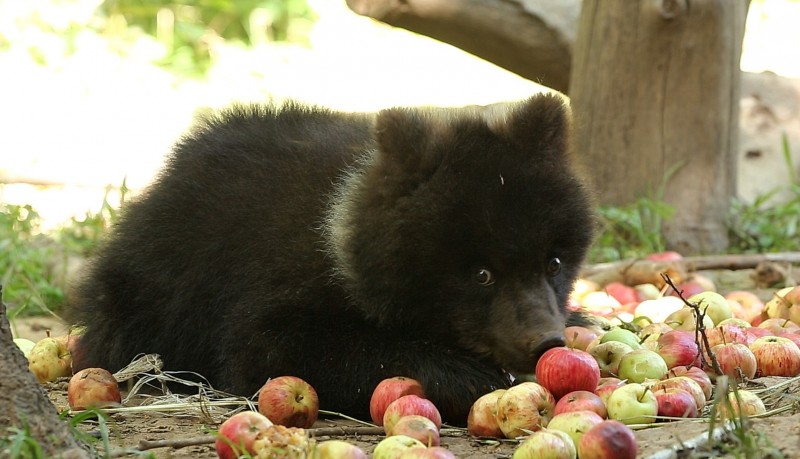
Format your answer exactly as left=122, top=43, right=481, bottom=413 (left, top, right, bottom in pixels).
left=372, top=107, right=444, bottom=183
left=491, top=93, right=572, bottom=158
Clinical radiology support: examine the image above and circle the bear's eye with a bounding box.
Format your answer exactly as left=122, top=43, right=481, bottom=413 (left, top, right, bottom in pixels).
left=546, top=257, right=562, bottom=277
left=475, top=268, right=494, bottom=286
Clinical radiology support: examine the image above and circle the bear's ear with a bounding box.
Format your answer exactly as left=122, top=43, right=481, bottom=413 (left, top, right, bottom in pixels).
left=373, top=107, right=445, bottom=180
left=490, top=92, right=572, bottom=158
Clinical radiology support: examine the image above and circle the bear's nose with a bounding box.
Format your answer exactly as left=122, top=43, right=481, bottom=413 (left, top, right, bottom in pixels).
left=529, top=335, right=566, bottom=361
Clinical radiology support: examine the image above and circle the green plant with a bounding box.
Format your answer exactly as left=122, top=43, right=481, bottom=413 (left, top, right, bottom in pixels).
left=728, top=133, right=800, bottom=253
left=0, top=419, right=45, bottom=459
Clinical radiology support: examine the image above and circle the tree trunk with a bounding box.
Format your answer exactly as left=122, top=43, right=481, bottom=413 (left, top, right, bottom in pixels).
left=569, top=0, right=748, bottom=254
left=0, top=290, right=88, bottom=458
left=345, top=0, right=580, bottom=93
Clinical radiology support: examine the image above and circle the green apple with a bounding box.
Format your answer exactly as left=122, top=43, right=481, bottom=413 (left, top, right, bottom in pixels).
left=13, top=338, right=36, bottom=359
left=687, top=291, right=732, bottom=326
left=599, top=328, right=642, bottom=350
left=606, top=383, right=658, bottom=425
left=617, top=349, right=668, bottom=383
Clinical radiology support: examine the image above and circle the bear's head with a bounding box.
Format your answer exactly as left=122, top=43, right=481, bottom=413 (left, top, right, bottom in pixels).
left=327, top=93, right=595, bottom=374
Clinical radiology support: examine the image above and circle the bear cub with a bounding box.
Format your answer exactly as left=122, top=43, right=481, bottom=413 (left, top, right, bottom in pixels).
left=67, top=93, right=595, bottom=423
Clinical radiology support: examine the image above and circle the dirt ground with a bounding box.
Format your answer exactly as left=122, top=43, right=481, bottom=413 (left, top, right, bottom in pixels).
left=13, top=316, right=800, bottom=459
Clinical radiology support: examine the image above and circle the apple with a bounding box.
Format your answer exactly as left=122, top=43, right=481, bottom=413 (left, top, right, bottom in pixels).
left=564, top=326, right=599, bottom=351
left=383, top=395, right=442, bottom=434
left=604, top=282, right=638, bottom=305
left=777, top=331, right=800, bottom=349
left=710, top=343, right=757, bottom=381
left=757, top=318, right=800, bottom=334
left=589, top=341, right=634, bottom=377
left=667, top=366, right=712, bottom=400
left=656, top=330, right=699, bottom=369
left=725, top=291, right=766, bottom=322
left=257, top=376, right=319, bottom=428
left=372, top=435, right=426, bottom=459
left=250, top=425, right=314, bottom=457
left=749, top=336, right=800, bottom=377
left=581, top=291, right=622, bottom=315
left=638, top=322, right=674, bottom=339
left=512, top=428, right=576, bottom=459
left=215, top=411, right=273, bottom=459
left=399, top=446, right=457, bottom=459
left=633, top=283, right=661, bottom=302
left=745, top=327, right=773, bottom=342
left=668, top=281, right=706, bottom=300
left=467, top=389, right=506, bottom=438
left=653, top=388, right=698, bottom=419
left=13, top=338, right=36, bottom=359
left=67, top=367, right=122, bottom=411
left=315, top=440, right=367, bottom=459
left=546, top=410, right=604, bottom=449
left=717, top=389, right=766, bottom=419
left=664, top=307, right=715, bottom=332
left=389, top=415, right=440, bottom=446
left=650, top=376, right=706, bottom=411
left=600, top=328, right=642, bottom=350
left=535, top=347, right=600, bottom=399
left=27, top=337, right=72, bottom=383
left=605, top=383, right=658, bottom=425
left=705, top=323, right=752, bottom=348
left=495, top=382, right=556, bottom=438
left=764, top=286, right=800, bottom=324
left=594, top=378, right=625, bottom=407
left=645, top=251, right=683, bottom=261
left=553, top=390, right=607, bottom=418
left=370, top=377, right=426, bottom=425
left=577, top=420, right=637, bottom=459
left=617, top=349, right=668, bottom=383
left=688, top=291, right=732, bottom=326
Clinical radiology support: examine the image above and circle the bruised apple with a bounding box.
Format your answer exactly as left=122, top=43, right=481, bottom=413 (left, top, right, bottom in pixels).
left=467, top=389, right=506, bottom=438
left=257, top=376, right=319, bottom=428
left=495, top=382, right=555, bottom=438
left=390, top=415, right=440, bottom=446
left=315, top=440, right=367, bottom=459
left=67, top=367, right=121, bottom=410
left=383, top=395, right=442, bottom=434
left=553, top=390, right=607, bottom=418
left=215, top=411, right=273, bottom=459
left=27, top=337, right=72, bottom=383
left=370, top=376, right=425, bottom=426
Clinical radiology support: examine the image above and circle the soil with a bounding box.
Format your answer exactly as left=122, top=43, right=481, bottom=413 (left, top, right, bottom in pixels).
left=13, top=317, right=800, bottom=459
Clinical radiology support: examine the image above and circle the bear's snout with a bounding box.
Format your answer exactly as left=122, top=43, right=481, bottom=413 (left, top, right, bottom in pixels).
left=529, top=334, right=566, bottom=361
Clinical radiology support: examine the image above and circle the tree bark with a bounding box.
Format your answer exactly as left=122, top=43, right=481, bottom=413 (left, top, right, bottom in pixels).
left=0, top=290, right=88, bottom=458
left=344, top=0, right=580, bottom=93
left=569, top=0, right=748, bottom=254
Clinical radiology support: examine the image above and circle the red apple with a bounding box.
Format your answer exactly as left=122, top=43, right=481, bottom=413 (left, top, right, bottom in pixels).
left=605, top=383, right=658, bottom=425
left=604, top=282, right=638, bottom=305
left=650, top=376, right=706, bottom=411
left=564, top=326, right=599, bottom=351
left=666, top=366, right=712, bottom=400
left=706, top=323, right=752, bottom=348
left=512, top=429, right=576, bottom=459
left=495, top=382, right=556, bottom=438
left=390, top=415, right=440, bottom=446
left=717, top=390, right=766, bottom=419
left=553, top=390, right=607, bottom=418
left=67, top=367, right=122, bottom=411
left=757, top=318, right=800, bottom=334
left=645, top=251, right=683, bottom=261
left=370, top=376, right=426, bottom=426
left=257, top=376, right=319, bottom=428
left=653, top=388, right=698, bottom=419
left=546, top=410, right=604, bottom=448
left=668, top=281, right=706, bottom=300
left=467, top=389, right=506, bottom=438
left=215, top=411, right=273, bottom=459
left=709, top=343, right=757, bottom=381
left=777, top=331, right=800, bottom=349
left=383, top=395, right=442, bottom=434
left=749, top=336, right=800, bottom=377
left=594, top=378, right=625, bottom=408
left=315, top=440, right=367, bottom=459
left=745, top=327, right=773, bottom=342
left=578, top=420, right=637, bottom=459
left=725, top=291, right=766, bottom=322
left=535, top=347, right=600, bottom=399
left=656, top=330, right=700, bottom=369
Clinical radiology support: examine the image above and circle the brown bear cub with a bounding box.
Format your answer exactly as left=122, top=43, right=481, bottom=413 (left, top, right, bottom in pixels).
left=67, top=93, right=595, bottom=424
